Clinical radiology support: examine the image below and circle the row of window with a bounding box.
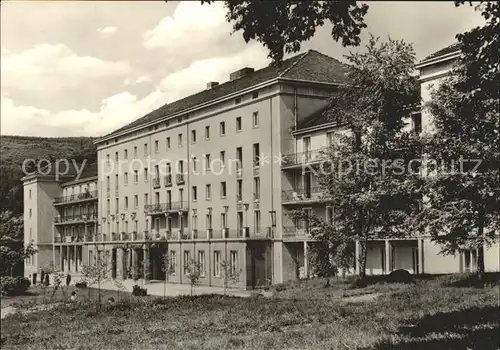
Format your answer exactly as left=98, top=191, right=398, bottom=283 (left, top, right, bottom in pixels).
left=106, top=144, right=261, bottom=190
left=106, top=112, right=260, bottom=162
left=169, top=249, right=238, bottom=277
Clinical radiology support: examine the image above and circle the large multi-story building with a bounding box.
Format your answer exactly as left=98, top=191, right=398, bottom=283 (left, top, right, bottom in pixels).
left=23, top=47, right=499, bottom=287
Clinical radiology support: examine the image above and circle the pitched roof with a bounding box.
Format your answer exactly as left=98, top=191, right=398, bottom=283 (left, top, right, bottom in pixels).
left=22, top=161, right=97, bottom=183
left=103, top=50, right=349, bottom=139
left=422, top=42, right=461, bottom=61
left=295, top=103, right=334, bottom=131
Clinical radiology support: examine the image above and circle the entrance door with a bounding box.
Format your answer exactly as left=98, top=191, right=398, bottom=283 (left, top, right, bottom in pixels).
left=111, top=249, right=117, bottom=279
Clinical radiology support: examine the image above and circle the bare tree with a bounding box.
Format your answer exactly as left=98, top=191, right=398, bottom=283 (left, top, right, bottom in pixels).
left=220, top=260, right=240, bottom=295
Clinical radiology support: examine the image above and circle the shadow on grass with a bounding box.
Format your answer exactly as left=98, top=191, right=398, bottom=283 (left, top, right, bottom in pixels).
left=373, top=305, right=500, bottom=349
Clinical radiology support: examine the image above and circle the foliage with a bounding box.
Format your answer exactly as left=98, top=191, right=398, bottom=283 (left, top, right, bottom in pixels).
left=75, top=281, right=88, bottom=289
left=185, top=259, right=202, bottom=296
left=132, top=285, right=147, bottom=296
left=220, top=260, right=240, bottom=295
left=167, top=1, right=368, bottom=65
left=0, top=136, right=96, bottom=216
left=415, top=3, right=500, bottom=279
left=1, top=276, right=498, bottom=349
left=0, top=276, right=31, bottom=296
left=81, top=257, right=109, bottom=306
left=289, top=36, right=421, bottom=279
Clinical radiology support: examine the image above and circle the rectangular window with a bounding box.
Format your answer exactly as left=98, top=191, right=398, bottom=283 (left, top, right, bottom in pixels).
left=144, top=168, right=148, bottom=182
left=144, top=193, right=149, bottom=206
left=252, top=111, right=259, bottom=127
left=198, top=251, right=206, bottom=277
left=155, top=192, right=160, bottom=205
left=411, top=112, right=422, bottom=135
left=178, top=133, right=183, bottom=147
left=170, top=251, right=176, bottom=274
left=124, top=197, right=129, bottom=210
left=124, top=149, right=128, bottom=159
left=205, top=125, right=210, bottom=139
left=154, top=140, right=159, bottom=153
left=230, top=250, right=238, bottom=274
left=220, top=181, right=227, bottom=198
left=29, top=208, right=32, bottom=218
left=235, top=97, right=241, bottom=105
left=205, top=154, right=211, bottom=170
left=192, top=156, right=197, bottom=173
left=106, top=176, right=110, bottom=191
left=166, top=137, right=171, bottom=149
left=124, top=172, right=128, bottom=186
left=253, top=143, right=260, bottom=166
left=327, top=132, right=336, bottom=147
left=192, top=186, right=197, bottom=201
left=133, top=147, right=137, bottom=158
left=184, top=251, right=190, bottom=274
left=134, top=170, right=138, bottom=184
left=115, top=174, right=119, bottom=190
left=220, top=121, right=226, bottom=136
left=29, top=189, right=31, bottom=200
left=236, top=147, right=243, bottom=167
left=237, top=179, right=243, bottom=201
left=254, top=211, right=261, bottom=234
left=144, top=143, right=148, bottom=156
left=221, top=212, right=227, bottom=229
left=236, top=117, right=242, bottom=131
left=220, top=151, right=226, bottom=166
left=213, top=251, right=221, bottom=277
left=134, top=195, right=138, bottom=208
left=206, top=184, right=211, bottom=200
left=191, top=130, right=196, bottom=143
left=115, top=152, right=119, bottom=162
left=252, top=91, right=259, bottom=99
left=253, top=177, right=260, bottom=201
left=326, top=206, right=334, bottom=225
left=115, top=198, right=119, bottom=214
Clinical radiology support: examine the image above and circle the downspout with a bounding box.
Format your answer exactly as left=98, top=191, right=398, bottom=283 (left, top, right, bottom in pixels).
left=293, top=88, right=298, bottom=130
left=270, top=95, right=274, bottom=286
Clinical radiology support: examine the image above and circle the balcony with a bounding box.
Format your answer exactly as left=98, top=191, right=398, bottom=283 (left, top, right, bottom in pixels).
left=282, top=226, right=311, bottom=238
left=164, top=174, right=172, bottom=187
left=281, top=187, right=327, bottom=204
left=253, top=165, right=260, bottom=176
left=176, top=173, right=185, bottom=185
left=143, top=231, right=152, bottom=241
left=115, top=187, right=119, bottom=197
left=152, top=177, right=161, bottom=189
left=121, top=232, right=129, bottom=241
left=54, top=190, right=98, bottom=205
left=281, top=150, right=323, bottom=168
left=144, top=202, right=189, bottom=215
left=131, top=231, right=138, bottom=241
left=112, top=232, right=120, bottom=241
left=54, top=213, right=98, bottom=224
left=236, top=167, right=243, bottom=179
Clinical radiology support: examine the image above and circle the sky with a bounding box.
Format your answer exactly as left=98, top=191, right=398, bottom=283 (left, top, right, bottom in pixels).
left=0, top=1, right=486, bottom=138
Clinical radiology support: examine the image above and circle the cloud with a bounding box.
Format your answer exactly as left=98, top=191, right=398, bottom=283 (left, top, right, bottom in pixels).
left=98, top=26, right=118, bottom=36
left=1, top=44, right=271, bottom=138
left=1, top=43, right=131, bottom=91
left=143, top=2, right=245, bottom=60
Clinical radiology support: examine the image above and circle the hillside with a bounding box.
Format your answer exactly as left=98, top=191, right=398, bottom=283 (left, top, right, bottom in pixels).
left=0, top=136, right=97, bottom=215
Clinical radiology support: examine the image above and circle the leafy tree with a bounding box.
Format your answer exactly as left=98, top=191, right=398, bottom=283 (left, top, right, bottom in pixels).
left=289, top=36, right=421, bottom=279
left=415, top=2, right=499, bottom=280
left=81, top=257, right=109, bottom=307
left=220, top=260, right=240, bottom=295
left=166, top=1, right=369, bottom=65
left=186, top=259, right=202, bottom=296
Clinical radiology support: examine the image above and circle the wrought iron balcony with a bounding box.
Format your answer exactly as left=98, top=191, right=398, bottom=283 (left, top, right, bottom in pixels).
left=112, top=232, right=120, bottom=241
left=54, top=190, right=98, bottom=204
left=281, top=150, right=323, bottom=168
left=176, top=173, right=185, bottom=185
left=164, top=174, right=172, bottom=187
left=152, top=177, right=161, bottom=189
left=144, top=202, right=189, bottom=215
left=282, top=226, right=311, bottom=238
left=281, top=187, right=327, bottom=203
left=54, top=213, right=98, bottom=224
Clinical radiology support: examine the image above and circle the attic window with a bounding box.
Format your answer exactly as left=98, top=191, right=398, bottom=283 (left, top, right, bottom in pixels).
left=235, top=97, right=241, bottom=105
left=177, top=116, right=182, bottom=123
left=114, top=138, right=118, bottom=143
left=252, top=91, right=259, bottom=99
left=165, top=121, right=170, bottom=127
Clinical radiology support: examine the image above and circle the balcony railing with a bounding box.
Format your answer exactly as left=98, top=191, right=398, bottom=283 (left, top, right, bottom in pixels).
left=54, top=190, right=98, bottom=204
left=164, top=174, right=172, bottom=187
left=281, top=150, right=323, bottom=167
left=176, top=173, right=185, bottom=185
left=54, top=213, right=98, bottom=223
left=152, top=177, right=161, bottom=189
left=236, top=167, right=243, bottom=179
left=112, top=232, right=120, bottom=241
left=281, top=187, right=326, bottom=203
left=144, top=202, right=188, bottom=215
left=282, top=226, right=311, bottom=238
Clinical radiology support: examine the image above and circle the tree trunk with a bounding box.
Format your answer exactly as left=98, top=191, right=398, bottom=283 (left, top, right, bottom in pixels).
left=359, top=240, right=367, bottom=279
left=476, top=220, right=485, bottom=283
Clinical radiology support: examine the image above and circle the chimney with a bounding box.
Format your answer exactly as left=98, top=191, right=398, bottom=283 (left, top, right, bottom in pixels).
left=206, top=81, right=219, bottom=90
left=229, top=67, right=255, bottom=81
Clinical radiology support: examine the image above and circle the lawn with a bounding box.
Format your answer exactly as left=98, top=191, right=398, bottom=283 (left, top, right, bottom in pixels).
left=1, top=274, right=498, bottom=349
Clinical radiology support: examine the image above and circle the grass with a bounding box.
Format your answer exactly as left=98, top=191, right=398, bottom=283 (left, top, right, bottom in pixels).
left=1, top=274, right=499, bottom=349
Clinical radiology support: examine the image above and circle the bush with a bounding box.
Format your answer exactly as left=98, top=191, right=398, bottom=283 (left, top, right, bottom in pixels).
left=75, top=281, right=88, bottom=289
left=0, top=276, right=31, bottom=295
left=132, top=285, right=147, bottom=296
left=386, top=269, right=415, bottom=284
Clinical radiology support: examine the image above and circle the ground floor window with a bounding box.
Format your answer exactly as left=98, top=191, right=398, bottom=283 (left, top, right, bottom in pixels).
left=230, top=250, right=238, bottom=274
left=183, top=251, right=190, bottom=274
left=169, top=250, right=176, bottom=275
left=213, top=250, right=221, bottom=277
left=198, top=250, right=206, bottom=276
left=463, top=249, right=477, bottom=273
